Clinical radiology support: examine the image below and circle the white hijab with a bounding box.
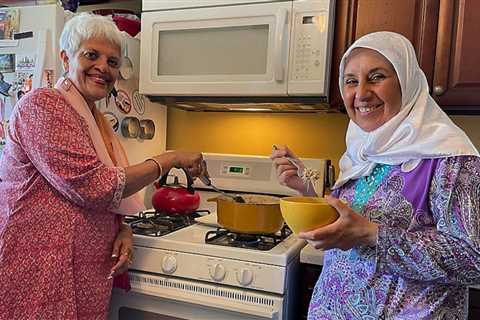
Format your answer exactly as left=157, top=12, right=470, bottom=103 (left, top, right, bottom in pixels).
left=333, top=31, right=478, bottom=189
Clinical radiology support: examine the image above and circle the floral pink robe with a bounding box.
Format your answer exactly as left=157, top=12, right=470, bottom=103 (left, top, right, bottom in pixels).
left=0, top=88, right=126, bottom=319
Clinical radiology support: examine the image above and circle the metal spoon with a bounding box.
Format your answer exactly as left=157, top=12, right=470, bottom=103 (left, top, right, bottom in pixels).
left=272, top=145, right=304, bottom=177
left=284, top=156, right=305, bottom=177
left=120, top=42, right=134, bottom=80
left=199, top=175, right=246, bottom=203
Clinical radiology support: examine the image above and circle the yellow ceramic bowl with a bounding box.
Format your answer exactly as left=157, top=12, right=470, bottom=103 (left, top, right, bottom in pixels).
left=280, top=196, right=338, bottom=234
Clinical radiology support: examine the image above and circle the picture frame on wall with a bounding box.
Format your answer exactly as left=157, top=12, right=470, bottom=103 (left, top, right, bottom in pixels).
left=0, top=54, right=15, bottom=73
left=0, top=9, right=19, bottom=40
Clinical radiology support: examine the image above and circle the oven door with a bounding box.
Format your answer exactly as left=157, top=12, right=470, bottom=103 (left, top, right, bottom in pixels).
left=140, top=1, right=292, bottom=96
left=109, top=271, right=284, bottom=320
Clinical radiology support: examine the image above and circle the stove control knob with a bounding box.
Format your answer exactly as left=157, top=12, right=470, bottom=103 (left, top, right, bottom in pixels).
left=209, top=264, right=226, bottom=281
left=237, top=268, right=253, bottom=286
left=161, top=255, right=177, bottom=274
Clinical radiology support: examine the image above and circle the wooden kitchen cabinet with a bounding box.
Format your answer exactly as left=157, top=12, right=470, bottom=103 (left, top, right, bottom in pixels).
left=432, top=0, right=480, bottom=112
left=329, top=0, right=480, bottom=113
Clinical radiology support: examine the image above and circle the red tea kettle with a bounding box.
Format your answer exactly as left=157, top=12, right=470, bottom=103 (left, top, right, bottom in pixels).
left=151, top=167, right=200, bottom=215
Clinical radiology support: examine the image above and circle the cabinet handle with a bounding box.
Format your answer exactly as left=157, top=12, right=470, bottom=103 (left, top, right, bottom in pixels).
left=433, top=85, right=445, bottom=96
left=433, top=0, right=454, bottom=99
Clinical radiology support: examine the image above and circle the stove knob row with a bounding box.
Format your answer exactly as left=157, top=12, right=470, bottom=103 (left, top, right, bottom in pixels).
left=161, top=255, right=177, bottom=274
left=209, top=263, right=226, bottom=281
left=236, top=268, right=253, bottom=286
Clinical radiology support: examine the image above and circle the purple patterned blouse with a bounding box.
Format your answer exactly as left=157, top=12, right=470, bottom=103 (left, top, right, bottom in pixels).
left=308, top=156, right=480, bottom=319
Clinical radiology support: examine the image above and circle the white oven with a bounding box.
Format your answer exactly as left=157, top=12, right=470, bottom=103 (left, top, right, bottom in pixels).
left=140, top=0, right=336, bottom=97
left=109, top=223, right=304, bottom=320
left=109, top=153, right=333, bottom=320
left=109, top=271, right=290, bottom=319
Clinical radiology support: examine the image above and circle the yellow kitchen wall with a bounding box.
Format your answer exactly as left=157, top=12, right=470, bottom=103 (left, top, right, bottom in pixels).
left=167, top=109, right=480, bottom=168
left=167, top=108, right=346, bottom=167
left=451, top=116, right=480, bottom=148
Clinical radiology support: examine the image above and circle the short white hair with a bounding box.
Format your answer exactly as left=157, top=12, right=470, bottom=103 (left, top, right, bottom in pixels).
left=60, top=12, right=124, bottom=58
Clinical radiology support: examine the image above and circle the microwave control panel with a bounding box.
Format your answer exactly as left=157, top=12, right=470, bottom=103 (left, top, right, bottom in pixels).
left=291, top=12, right=330, bottom=81
left=288, top=0, right=335, bottom=97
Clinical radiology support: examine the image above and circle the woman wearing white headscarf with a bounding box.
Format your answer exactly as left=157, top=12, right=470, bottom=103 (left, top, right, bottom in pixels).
left=272, top=31, right=480, bottom=319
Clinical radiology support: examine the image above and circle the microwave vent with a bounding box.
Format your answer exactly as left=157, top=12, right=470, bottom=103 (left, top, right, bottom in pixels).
left=149, top=96, right=338, bottom=113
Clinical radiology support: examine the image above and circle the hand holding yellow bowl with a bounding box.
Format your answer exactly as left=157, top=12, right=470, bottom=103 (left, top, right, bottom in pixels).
left=280, top=196, right=339, bottom=234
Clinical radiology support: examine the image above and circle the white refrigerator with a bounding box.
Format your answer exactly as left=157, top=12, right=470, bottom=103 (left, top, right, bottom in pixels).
left=0, top=4, right=65, bottom=155
left=0, top=4, right=65, bottom=103
left=0, top=4, right=167, bottom=207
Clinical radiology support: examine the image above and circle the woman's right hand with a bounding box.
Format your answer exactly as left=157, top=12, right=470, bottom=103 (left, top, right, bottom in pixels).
left=270, top=145, right=310, bottom=195
left=171, top=151, right=208, bottom=178
left=123, top=151, right=207, bottom=198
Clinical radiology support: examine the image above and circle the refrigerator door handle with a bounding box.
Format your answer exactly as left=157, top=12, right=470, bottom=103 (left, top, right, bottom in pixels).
left=33, top=29, right=48, bottom=89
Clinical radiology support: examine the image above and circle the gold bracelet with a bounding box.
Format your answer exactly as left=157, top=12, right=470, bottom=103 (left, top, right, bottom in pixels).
left=146, top=157, right=163, bottom=179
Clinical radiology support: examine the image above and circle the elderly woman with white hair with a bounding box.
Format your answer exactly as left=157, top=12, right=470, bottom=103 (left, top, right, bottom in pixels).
left=272, top=31, right=480, bottom=319
left=0, top=13, right=207, bottom=319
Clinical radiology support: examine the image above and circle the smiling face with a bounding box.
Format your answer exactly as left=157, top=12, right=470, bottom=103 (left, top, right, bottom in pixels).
left=61, top=37, right=121, bottom=106
left=342, top=48, right=402, bottom=132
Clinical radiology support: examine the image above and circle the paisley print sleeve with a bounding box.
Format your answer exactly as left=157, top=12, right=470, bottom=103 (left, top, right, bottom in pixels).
left=376, top=156, right=480, bottom=284
left=11, top=89, right=124, bottom=211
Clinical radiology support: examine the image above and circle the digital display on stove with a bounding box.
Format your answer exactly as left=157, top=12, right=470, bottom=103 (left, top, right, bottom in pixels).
left=229, top=166, right=244, bottom=174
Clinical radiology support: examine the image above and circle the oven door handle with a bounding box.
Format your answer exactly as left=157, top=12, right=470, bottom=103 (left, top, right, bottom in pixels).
left=211, top=302, right=279, bottom=320
left=136, top=288, right=279, bottom=319
left=165, top=291, right=279, bottom=319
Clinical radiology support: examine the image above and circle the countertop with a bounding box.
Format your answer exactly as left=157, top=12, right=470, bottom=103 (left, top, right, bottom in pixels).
left=300, top=243, right=324, bottom=266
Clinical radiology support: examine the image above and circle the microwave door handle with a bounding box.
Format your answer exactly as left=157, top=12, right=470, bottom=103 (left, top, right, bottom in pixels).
left=274, top=8, right=288, bottom=82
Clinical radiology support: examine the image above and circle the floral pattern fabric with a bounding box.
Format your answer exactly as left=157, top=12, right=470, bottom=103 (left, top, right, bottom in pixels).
left=308, top=156, right=480, bottom=319
left=0, top=89, right=125, bottom=319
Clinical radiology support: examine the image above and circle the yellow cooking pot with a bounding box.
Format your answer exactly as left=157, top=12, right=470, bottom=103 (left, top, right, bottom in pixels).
left=210, top=194, right=284, bottom=234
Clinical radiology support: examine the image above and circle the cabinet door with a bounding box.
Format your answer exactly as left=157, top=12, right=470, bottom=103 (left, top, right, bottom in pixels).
left=433, top=0, right=480, bottom=111
left=330, top=0, right=439, bottom=109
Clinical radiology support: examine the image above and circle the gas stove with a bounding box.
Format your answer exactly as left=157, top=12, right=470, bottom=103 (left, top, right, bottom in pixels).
left=110, top=153, right=331, bottom=320
left=131, top=217, right=305, bottom=276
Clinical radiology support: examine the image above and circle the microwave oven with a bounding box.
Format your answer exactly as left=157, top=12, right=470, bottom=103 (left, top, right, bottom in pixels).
left=140, top=0, right=336, bottom=99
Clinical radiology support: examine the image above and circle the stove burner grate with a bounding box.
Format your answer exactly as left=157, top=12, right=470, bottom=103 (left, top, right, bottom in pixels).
left=204, top=226, right=291, bottom=251
left=126, top=210, right=210, bottom=237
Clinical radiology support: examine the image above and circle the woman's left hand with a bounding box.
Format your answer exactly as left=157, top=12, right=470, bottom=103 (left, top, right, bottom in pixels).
left=109, top=223, right=133, bottom=279
left=298, top=195, right=379, bottom=251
